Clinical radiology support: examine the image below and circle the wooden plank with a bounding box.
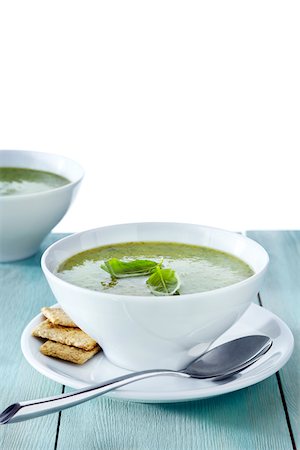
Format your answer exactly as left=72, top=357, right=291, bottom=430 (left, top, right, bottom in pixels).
left=56, top=378, right=292, bottom=450
left=247, top=230, right=300, bottom=448
left=0, top=234, right=66, bottom=450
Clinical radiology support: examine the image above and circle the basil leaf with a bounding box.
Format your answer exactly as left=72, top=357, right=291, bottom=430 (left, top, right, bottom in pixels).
left=146, top=266, right=180, bottom=296
left=101, top=258, right=159, bottom=278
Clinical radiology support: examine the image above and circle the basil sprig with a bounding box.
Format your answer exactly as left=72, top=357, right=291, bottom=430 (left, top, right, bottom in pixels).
left=100, top=258, right=180, bottom=296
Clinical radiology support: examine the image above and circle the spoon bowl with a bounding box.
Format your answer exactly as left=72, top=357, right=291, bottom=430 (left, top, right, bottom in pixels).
left=184, top=335, right=272, bottom=378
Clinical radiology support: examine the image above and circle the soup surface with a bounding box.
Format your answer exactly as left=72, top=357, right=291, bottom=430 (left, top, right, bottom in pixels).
left=0, top=167, right=70, bottom=196
left=57, top=241, right=254, bottom=296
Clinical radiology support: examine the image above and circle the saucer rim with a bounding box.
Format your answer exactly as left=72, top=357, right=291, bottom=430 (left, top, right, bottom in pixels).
left=21, top=304, right=294, bottom=403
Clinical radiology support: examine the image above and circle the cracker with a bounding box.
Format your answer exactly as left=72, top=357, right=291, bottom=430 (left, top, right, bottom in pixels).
left=32, top=320, right=97, bottom=351
left=41, top=307, right=77, bottom=327
left=40, top=340, right=100, bottom=364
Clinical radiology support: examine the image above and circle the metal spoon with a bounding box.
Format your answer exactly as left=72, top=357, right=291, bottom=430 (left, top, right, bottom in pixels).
left=0, top=335, right=272, bottom=424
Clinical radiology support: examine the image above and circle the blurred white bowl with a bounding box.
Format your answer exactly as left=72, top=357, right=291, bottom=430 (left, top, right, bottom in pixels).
left=0, top=150, right=84, bottom=262
left=42, top=222, right=269, bottom=371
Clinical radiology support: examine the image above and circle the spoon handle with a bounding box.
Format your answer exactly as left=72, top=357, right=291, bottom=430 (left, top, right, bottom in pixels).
left=0, top=369, right=187, bottom=424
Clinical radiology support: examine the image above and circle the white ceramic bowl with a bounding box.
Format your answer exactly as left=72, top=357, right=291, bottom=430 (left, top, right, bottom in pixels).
left=41, top=223, right=269, bottom=371
left=0, top=150, right=84, bottom=262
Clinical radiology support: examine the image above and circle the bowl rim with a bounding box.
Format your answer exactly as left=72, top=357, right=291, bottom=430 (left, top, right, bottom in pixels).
left=41, top=222, right=270, bottom=302
left=0, top=149, right=84, bottom=200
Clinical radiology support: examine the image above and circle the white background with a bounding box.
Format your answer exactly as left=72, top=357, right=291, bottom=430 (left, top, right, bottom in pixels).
left=1, top=1, right=299, bottom=232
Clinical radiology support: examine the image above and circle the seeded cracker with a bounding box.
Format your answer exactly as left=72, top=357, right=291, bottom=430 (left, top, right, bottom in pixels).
left=32, top=320, right=97, bottom=351
left=40, top=340, right=100, bottom=364
left=41, top=307, right=77, bottom=327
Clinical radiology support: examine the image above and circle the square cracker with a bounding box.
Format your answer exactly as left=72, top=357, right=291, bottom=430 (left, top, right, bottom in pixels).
left=32, top=320, right=97, bottom=351
left=40, top=340, right=100, bottom=364
left=41, top=307, right=77, bottom=327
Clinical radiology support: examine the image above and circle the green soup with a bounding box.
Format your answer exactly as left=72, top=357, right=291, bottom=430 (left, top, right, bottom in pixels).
left=0, top=167, right=70, bottom=196
left=57, top=242, right=254, bottom=296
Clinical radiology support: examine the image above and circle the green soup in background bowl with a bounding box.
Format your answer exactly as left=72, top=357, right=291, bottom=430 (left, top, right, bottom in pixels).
left=0, top=150, right=84, bottom=262
left=0, top=167, right=70, bottom=196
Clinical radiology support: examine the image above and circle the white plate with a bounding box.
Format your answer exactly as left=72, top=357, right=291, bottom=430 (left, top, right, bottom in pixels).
left=21, top=304, right=294, bottom=403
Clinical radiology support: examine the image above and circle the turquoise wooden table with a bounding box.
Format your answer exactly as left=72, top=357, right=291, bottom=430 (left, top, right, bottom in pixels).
left=0, top=231, right=299, bottom=450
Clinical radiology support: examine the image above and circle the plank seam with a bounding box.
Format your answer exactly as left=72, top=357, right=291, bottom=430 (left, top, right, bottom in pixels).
left=276, top=372, right=297, bottom=450
left=257, top=293, right=297, bottom=450
left=54, top=385, right=65, bottom=450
